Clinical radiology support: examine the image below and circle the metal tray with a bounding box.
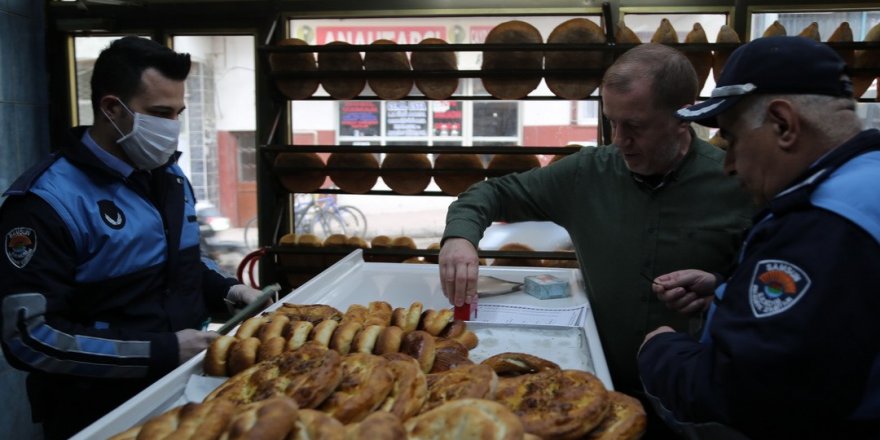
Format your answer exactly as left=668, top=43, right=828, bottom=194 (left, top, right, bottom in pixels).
left=74, top=249, right=610, bottom=439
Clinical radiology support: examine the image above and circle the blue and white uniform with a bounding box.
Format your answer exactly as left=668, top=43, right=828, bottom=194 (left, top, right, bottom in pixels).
left=0, top=127, right=238, bottom=432
left=638, top=129, right=880, bottom=438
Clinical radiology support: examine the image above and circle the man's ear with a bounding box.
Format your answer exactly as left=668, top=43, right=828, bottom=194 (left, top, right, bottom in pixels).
left=765, top=99, right=798, bottom=150
left=98, top=95, right=124, bottom=121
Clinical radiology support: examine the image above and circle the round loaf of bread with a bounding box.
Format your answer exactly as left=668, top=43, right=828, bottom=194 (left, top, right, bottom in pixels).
left=411, top=38, right=459, bottom=99
left=381, top=153, right=432, bottom=195
left=650, top=18, right=678, bottom=44
left=279, top=233, right=298, bottom=246
left=405, top=398, right=524, bottom=440
left=364, top=39, right=413, bottom=100
left=492, top=242, right=543, bottom=267
left=327, top=152, right=379, bottom=194
left=545, top=18, right=607, bottom=99
left=269, top=38, right=320, bottom=100
left=433, top=153, right=484, bottom=196
left=346, top=236, right=369, bottom=249
left=318, top=352, right=395, bottom=423
left=614, top=19, right=641, bottom=46
left=422, top=364, right=499, bottom=413
left=322, top=233, right=348, bottom=248
left=713, top=25, right=741, bottom=83
left=584, top=391, right=647, bottom=440
left=684, top=23, right=713, bottom=92
left=274, top=152, right=326, bottom=194
left=318, top=41, right=365, bottom=99
left=486, top=154, right=540, bottom=178
left=481, top=20, right=543, bottom=99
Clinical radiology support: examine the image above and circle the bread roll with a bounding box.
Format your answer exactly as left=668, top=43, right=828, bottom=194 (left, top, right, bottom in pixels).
left=257, top=314, right=290, bottom=343
left=236, top=316, right=269, bottom=339
left=318, top=41, right=365, bottom=99
left=545, top=18, right=607, bottom=99
left=326, top=152, right=379, bottom=194
left=285, top=320, right=315, bottom=351
left=684, top=23, right=713, bottom=92
left=344, top=304, right=369, bottom=324
left=854, top=22, right=880, bottom=99
left=481, top=20, right=543, bottom=99
left=344, top=410, right=407, bottom=440
left=421, top=364, right=499, bottom=413
left=353, top=324, right=383, bottom=353
left=763, top=20, right=787, bottom=37
left=375, top=325, right=405, bottom=355
left=433, top=153, right=484, bottom=196
left=798, top=22, right=821, bottom=41
left=614, top=19, right=642, bottom=45
left=584, top=391, right=647, bottom=440
left=291, top=409, right=345, bottom=440
left=480, top=352, right=560, bottom=377
left=204, top=335, right=236, bottom=376
left=380, top=356, right=429, bottom=421
left=405, top=398, right=524, bottom=440
left=419, top=308, right=454, bottom=336
left=329, top=320, right=362, bottom=355
left=364, top=39, right=413, bottom=100
left=365, top=300, right=394, bottom=327
left=381, top=153, right=432, bottom=195
left=229, top=337, right=261, bottom=375
left=828, top=22, right=855, bottom=69
left=650, top=18, right=678, bottom=44
left=346, top=236, right=369, bottom=249
left=223, top=396, right=300, bottom=439
left=486, top=154, right=540, bottom=177
left=492, top=242, right=543, bottom=267
left=400, top=330, right=437, bottom=373
left=318, top=353, right=395, bottom=423
left=279, top=233, right=298, bottom=246
left=411, top=38, right=459, bottom=99
left=257, top=335, right=286, bottom=362
left=310, top=319, right=340, bottom=347
left=392, top=301, right=423, bottom=332
left=269, top=38, right=320, bottom=100
left=713, top=25, right=741, bottom=83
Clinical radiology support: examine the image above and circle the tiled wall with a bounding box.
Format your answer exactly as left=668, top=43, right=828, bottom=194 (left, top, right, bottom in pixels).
left=1, top=0, right=48, bottom=438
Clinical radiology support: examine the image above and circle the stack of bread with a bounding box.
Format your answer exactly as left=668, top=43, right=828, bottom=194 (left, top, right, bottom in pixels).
left=113, top=320, right=646, bottom=439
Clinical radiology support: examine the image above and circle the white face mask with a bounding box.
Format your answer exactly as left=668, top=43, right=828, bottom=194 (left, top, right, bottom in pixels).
left=102, top=98, right=180, bottom=170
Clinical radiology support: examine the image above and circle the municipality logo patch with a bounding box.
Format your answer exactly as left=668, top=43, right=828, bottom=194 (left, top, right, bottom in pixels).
left=98, top=200, right=126, bottom=230
left=5, top=227, right=37, bottom=269
left=749, top=259, right=811, bottom=318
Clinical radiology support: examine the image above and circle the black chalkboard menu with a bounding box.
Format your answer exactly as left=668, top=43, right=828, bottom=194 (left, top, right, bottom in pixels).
left=385, top=101, right=428, bottom=137
left=339, top=101, right=381, bottom=137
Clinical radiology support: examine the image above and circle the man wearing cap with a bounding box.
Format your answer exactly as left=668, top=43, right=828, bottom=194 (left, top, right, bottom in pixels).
left=639, top=36, right=880, bottom=438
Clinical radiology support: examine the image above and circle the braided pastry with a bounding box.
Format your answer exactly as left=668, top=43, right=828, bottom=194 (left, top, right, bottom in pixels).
left=317, top=352, right=395, bottom=423
left=109, top=399, right=237, bottom=440
left=379, top=354, right=428, bottom=421
left=585, top=391, right=647, bottom=440
left=220, top=397, right=299, bottom=440
left=405, top=398, right=524, bottom=440
left=422, top=363, right=499, bottom=413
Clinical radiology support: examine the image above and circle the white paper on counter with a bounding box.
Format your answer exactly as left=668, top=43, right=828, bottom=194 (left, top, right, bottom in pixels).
left=472, top=303, right=587, bottom=327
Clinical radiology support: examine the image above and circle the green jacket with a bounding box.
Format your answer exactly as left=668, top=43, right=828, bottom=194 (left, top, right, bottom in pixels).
left=444, top=135, right=755, bottom=394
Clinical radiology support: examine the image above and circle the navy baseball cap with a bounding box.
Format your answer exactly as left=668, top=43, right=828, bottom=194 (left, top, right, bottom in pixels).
left=676, top=36, right=853, bottom=127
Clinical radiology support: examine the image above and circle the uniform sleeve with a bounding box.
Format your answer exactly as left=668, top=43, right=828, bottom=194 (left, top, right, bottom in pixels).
left=0, top=195, right=178, bottom=378
left=200, top=256, right=239, bottom=313
left=637, top=209, right=880, bottom=435
left=443, top=152, right=584, bottom=245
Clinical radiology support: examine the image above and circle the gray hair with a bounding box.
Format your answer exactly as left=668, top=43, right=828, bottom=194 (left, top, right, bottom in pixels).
left=601, top=43, right=699, bottom=112
left=737, top=94, right=862, bottom=142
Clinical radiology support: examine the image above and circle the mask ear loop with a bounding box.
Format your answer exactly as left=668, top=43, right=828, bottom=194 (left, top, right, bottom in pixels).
left=100, top=97, right=134, bottom=138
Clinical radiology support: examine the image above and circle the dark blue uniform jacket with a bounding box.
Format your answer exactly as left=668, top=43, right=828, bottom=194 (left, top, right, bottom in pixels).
left=0, top=127, right=237, bottom=420
left=639, top=129, right=880, bottom=439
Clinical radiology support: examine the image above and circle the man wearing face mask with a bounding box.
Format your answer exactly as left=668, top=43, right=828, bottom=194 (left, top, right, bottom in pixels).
left=0, top=36, right=265, bottom=439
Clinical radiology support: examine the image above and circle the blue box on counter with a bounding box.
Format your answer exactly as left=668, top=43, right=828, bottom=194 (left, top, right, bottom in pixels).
left=524, top=274, right=571, bottom=299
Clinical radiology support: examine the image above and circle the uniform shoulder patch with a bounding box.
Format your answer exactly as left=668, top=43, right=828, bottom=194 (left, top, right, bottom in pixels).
left=5, top=227, right=37, bottom=269
left=749, top=259, right=811, bottom=318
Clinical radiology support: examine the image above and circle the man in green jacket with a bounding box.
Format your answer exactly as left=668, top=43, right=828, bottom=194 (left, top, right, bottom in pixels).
left=440, top=43, right=755, bottom=419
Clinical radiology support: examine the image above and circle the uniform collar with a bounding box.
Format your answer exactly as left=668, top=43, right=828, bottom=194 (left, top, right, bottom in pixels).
left=62, top=126, right=180, bottom=180
left=81, top=129, right=135, bottom=178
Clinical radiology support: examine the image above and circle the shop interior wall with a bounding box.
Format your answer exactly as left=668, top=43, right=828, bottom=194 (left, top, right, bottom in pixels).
left=0, top=0, right=49, bottom=438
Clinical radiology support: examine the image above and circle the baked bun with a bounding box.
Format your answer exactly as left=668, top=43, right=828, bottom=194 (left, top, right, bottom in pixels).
left=327, top=152, right=379, bottom=194
left=419, top=308, right=454, bottom=336
left=684, top=23, right=713, bottom=91
left=486, top=154, right=540, bottom=177
left=585, top=391, right=647, bottom=440
left=380, top=355, right=429, bottom=420
left=481, top=20, right=543, bottom=99
left=279, top=303, right=344, bottom=324
left=364, top=39, right=413, bottom=99
left=381, top=153, right=432, bottom=195
left=854, top=22, right=880, bottom=98
left=353, top=324, right=383, bottom=353
left=323, top=234, right=349, bottom=248
left=110, top=399, right=237, bottom=440
left=713, top=25, right=741, bottom=83
left=495, top=369, right=609, bottom=439
left=798, top=22, right=821, bottom=41
left=763, top=20, right=787, bottom=37
left=829, top=22, right=855, bottom=70
left=236, top=316, right=270, bottom=339
left=492, top=242, right=543, bottom=267
left=223, top=397, right=300, bottom=439
left=614, top=19, right=642, bottom=45
left=650, top=18, right=678, bottom=44
left=405, top=398, right=524, bottom=440
left=274, top=152, right=325, bottom=194
left=433, top=153, right=484, bottom=196
left=370, top=235, right=393, bottom=249
left=343, top=303, right=369, bottom=324
left=205, top=335, right=236, bottom=376
left=269, top=38, right=320, bottom=100
left=229, top=337, right=262, bottom=375
left=400, top=330, right=437, bottom=373
left=480, top=352, right=560, bottom=377
left=257, top=336, right=286, bottom=362
left=545, top=18, right=607, bottom=99
left=290, top=408, right=345, bottom=440
left=392, top=301, right=423, bottom=332
left=318, top=41, right=365, bottom=99
left=329, top=320, right=362, bottom=355
left=375, top=325, right=405, bottom=355
left=365, top=300, right=394, bottom=327
left=257, top=314, right=291, bottom=343
left=285, top=320, right=315, bottom=351
left=430, top=338, right=473, bottom=373
left=279, top=233, right=298, bottom=246
left=318, top=353, right=395, bottom=423
left=344, top=410, right=407, bottom=440
left=411, top=38, right=459, bottom=99
left=422, top=364, right=498, bottom=413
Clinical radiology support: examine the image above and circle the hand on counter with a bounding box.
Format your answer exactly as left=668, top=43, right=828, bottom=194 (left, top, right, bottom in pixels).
left=176, top=329, right=219, bottom=364
left=438, top=238, right=479, bottom=307
left=652, top=269, right=716, bottom=315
